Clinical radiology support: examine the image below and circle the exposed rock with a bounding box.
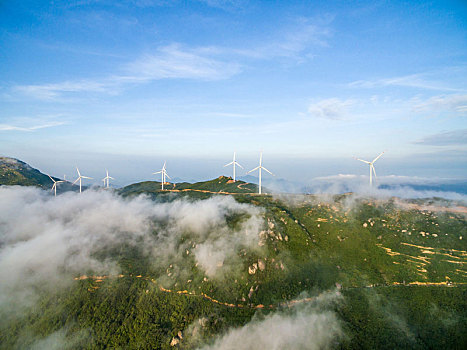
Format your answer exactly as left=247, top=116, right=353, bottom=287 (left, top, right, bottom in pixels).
left=268, top=219, right=275, bottom=229
left=170, top=337, right=179, bottom=346
left=258, top=259, right=266, bottom=271
left=248, top=263, right=258, bottom=274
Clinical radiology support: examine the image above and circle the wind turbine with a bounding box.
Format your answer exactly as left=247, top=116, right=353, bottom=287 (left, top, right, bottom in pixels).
left=354, top=151, right=385, bottom=187
left=48, top=175, right=64, bottom=197
left=247, top=152, right=274, bottom=194
left=153, top=161, right=171, bottom=190
left=224, top=152, right=243, bottom=181
left=73, top=167, right=92, bottom=193
left=102, top=169, right=114, bottom=188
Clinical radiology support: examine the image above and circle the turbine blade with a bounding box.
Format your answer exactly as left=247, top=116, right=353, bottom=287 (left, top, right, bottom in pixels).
left=76, top=167, right=81, bottom=176
left=47, top=174, right=56, bottom=183
left=356, top=158, right=371, bottom=164
left=235, top=162, right=244, bottom=169
left=224, top=161, right=233, bottom=167
left=153, top=171, right=162, bottom=175
left=109, top=176, right=114, bottom=180
left=372, top=165, right=377, bottom=179
left=262, top=167, right=274, bottom=176
left=82, top=176, right=92, bottom=179
left=164, top=173, right=171, bottom=180
left=73, top=178, right=80, bottom=185
left=247, top=166, right=260, bottom=174
left=372, top=151, right=385, bottom=163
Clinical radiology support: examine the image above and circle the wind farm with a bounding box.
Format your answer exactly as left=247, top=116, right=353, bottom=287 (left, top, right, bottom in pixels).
left=1, top=1, right=466, bottom=349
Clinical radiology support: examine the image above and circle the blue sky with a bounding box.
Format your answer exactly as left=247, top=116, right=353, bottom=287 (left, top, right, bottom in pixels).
left=1, top=0, right=466, bottom=186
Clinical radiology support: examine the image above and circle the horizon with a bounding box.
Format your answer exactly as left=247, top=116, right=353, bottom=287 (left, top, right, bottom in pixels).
left=1, top=1, right=466, bottom=187
left=2, top=155, right=467, bottom=202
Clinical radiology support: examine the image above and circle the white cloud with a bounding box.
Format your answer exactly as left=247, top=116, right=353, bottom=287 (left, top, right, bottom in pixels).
left=411, top=94, right=467, bottom=115
left=307, top=174, right=467, bottom=202
left=14, top=80, right=114, bottom=100
left=12, top=15, right=332, bottom=101
left=122, top=44, right=242, bottom=81
left=307, top=98, right=354, bottom=119
left=0, top=121, right=66, bottom=132
left=413, top=129, right=467, bottom=146
left=198, top=291, right=343, bottom=350
left=348, top=73, right=463, bottom=92
left=13, top=44, right=242, bottom=100
left=0, top=187, right=263, bottom=315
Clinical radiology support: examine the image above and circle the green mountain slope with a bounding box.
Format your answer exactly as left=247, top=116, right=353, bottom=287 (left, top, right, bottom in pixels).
left=0, top=157, right=54, bottom=188
left=0, top=157, right=80, bottom=194
left=1, top=173, right=466, bottom=349
left=119, top=176, right=258, bottom=197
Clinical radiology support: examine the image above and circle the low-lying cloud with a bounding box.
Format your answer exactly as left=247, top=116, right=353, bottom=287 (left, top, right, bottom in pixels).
left=306, top=174, right=467, bottom=202
left=0, top=186, right=263, bottom=316
left=197, top=291, right=344, bottom=350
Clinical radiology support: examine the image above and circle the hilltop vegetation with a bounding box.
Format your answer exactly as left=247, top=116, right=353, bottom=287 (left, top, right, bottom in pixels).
left=119, top=176, right=257, bottom=198
left=0, top=160, right=466, bottom=349
left=0, top=157, right=54, bottom=188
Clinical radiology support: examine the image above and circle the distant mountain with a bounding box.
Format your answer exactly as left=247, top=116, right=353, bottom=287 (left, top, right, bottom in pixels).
left=0, top=157, right=76, bottom=193
left=0, top=157, right=55, bottom=188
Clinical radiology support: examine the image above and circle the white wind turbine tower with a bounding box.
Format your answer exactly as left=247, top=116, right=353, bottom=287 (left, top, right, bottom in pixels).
left=102, top=169, right=114, bottom=188
left=224, top=152, right=243, bottom=181
left=247, top=152, right=274, bottom=194
left=354, top=151, right=385, bottom=187
left=153, top=161, right=171, bottom=190
left=73, top=167, right=92, bottom=193
left=48, top=175, right=64, bottom=197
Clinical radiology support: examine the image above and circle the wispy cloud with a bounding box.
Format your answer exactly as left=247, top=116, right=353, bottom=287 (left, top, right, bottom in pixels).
left=411, top=94, right=467, bottom=115
left=12, top=16, right=332, bottom=101
left=195, top=0, right=249, bottom=11
left=414, top=129, right=467, bottom=146
left=0, top=121, right=66, bottom=132
left=13, top=44, right=241, bottom=101
left=14, top=80, right=113, bottom=100
left=348, top=73, right=464, bottom=92
left=122, top=44, right=241, bottom=81
left=307, top=98, right=354, bottom=119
